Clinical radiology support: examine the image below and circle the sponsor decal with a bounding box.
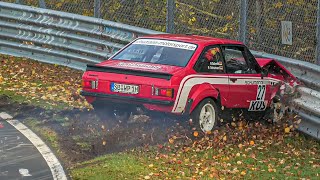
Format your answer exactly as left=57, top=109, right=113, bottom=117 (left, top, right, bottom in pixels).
left=134, top=39, right=197, bottom=50
left=208, top=62, right=223, bottom=70
left=209, top=62, right=222, bottom=66
left=117, top=62, right=161, bottom=70
left=208, top=66, right=223, bottom=70
left=245, top=80, right=269, bottom=85
left=249, top=84, right=267, bottom=111
left=248, top=100, right=268, bottom=111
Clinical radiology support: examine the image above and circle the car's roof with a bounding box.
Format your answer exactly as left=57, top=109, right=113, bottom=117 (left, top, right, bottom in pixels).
left=141, top=34, right=244, bottom=46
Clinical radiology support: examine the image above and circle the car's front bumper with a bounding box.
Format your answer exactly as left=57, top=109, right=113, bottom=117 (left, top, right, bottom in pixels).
left=80, top=91, right=174, bottom=106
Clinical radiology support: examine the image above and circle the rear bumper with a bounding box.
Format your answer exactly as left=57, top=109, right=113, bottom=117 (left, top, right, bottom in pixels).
left=80, top=91, right=174, bottom=106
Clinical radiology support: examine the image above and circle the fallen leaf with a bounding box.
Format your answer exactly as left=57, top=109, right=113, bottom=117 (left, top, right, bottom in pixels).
left=250, top=140, right=255, bottom=145
left=223, top=136, right=227, bottom=141
left=231, top=122, right=236, bottom=127
left=284, top=127, right=290, bottom=133
left=240, top=171, right=246, bottom=176
left=238, top=144, right=243, bottom=149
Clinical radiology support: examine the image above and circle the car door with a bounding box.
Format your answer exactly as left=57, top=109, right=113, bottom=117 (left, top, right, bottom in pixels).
left=221, top=45, right=271, bottom=111
left=192, top=45, right=230, bottom=106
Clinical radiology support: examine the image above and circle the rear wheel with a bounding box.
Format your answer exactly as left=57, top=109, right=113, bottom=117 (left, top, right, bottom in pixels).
left=191, top=98, right=219, bottom=133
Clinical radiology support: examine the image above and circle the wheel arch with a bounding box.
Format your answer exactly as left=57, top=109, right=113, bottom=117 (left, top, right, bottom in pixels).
left=187, top=84, right=220, bottom=114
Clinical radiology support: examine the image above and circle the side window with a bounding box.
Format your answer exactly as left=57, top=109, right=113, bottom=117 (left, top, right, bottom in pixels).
left=245, top=48, right=261, bottom=73
left=223, top=46, right=257, bottom=74
left=195, top=47, right=224, bottom=73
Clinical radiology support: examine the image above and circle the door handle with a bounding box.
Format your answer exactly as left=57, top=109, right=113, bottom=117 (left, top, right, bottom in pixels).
left=230, top=78, right=237, bottom=83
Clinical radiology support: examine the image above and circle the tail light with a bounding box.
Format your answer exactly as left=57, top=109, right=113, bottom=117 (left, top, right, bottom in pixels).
left=82, top=80, right=91, bottom=88
left=153, top=87, right=174, bottom=98
left=82, top=80, right=98, bottom=89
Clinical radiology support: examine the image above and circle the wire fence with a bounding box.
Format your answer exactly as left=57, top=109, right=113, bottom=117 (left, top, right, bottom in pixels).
left=2, top=0, right=319, bottom=64
left=247, top=0, right=318, bottom=64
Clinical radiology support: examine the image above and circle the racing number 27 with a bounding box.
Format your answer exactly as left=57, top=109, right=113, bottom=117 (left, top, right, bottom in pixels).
left=256, top=85, right=266, bottom=100
left=249, top=84, right=267, bottom=111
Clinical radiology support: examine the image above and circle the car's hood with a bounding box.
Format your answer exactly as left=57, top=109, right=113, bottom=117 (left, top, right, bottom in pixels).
left=256, top=58, right=298, bottom=82
left=256, top=58, right=275, bottom=68
left=98, top=60, right=185, bottom=75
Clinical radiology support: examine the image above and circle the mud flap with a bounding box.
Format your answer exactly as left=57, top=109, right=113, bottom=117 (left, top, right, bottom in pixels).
left=183, top=99, right=193, bottom=115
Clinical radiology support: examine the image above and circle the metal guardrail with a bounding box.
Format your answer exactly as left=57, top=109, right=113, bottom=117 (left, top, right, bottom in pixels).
left=0, top=2, right=319, bottom=139
left=252, top=51, right=320, bottom=139
left=0, top=2, right=160, bottom=70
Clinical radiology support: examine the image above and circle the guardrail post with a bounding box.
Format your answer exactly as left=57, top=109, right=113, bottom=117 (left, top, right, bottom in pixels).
left=316, top=0, right=320, bottom=65
left=94, top=0, right=101, bottom=18
left=39, top=0, right=46, bottom=8
left=239, top=0, right=248, bottom=44
left=15, top=0, right=22, bottom=4
left=166, top=0, right=175, bottom=33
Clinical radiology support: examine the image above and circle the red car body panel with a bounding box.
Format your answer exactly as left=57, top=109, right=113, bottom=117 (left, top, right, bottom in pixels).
left=81, top=34, right=299, bottom=115
left=256, top=58, right=298, bottom=82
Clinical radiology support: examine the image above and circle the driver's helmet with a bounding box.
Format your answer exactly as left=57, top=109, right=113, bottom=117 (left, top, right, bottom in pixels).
left=204, top=47, right=220, bottom=61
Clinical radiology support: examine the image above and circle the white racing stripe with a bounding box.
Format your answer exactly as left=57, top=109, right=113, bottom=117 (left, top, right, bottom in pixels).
left=1, top=113, right=67, bottom=180
left=172, top=75, right=228, bottom=113
left=172, top=75, right=281, bottom=113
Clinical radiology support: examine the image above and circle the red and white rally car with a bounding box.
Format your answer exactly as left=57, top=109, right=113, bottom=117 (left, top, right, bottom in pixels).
left=81, top=34, right=299, bottom=132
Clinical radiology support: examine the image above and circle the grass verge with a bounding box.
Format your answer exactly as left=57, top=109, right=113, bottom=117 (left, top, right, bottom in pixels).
left=70, top=134, right=320, bottom=179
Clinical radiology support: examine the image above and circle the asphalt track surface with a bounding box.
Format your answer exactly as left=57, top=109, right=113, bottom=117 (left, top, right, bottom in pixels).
left=0, top=113, right=59, bottom=180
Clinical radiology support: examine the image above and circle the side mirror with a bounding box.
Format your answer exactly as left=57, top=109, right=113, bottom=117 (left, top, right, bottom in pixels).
left=261, top=68, right=268, bottom=79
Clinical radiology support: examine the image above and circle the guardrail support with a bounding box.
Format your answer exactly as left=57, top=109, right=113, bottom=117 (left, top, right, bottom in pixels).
left=166, top=0, right=175, bottom=33
left=239, top=0, right=248, bottom=44
left=39, top=0, right=46, bottom=9
left=316, top=0, right=320, bottom=65
left=94, top=0, right=101, bottom=18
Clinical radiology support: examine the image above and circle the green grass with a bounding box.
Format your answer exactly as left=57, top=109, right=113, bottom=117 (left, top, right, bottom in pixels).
left=70, top=135, right=320, bottom=180
left=70, top=153, right=150, bottom=180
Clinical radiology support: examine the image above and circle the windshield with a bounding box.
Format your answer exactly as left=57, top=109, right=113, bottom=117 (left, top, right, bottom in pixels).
left=112, top=39, right=197, bottom=67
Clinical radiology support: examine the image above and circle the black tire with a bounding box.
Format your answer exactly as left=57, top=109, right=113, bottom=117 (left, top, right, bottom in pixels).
left=190, top=98, right=219, bottom=133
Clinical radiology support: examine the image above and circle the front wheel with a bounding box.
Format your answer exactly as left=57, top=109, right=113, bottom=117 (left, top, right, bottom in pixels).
left=191, top=98, right=219, bottom=133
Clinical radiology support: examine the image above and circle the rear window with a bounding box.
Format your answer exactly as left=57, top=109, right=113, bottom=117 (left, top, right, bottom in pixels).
left=112, top=39, right=197, bottom=67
